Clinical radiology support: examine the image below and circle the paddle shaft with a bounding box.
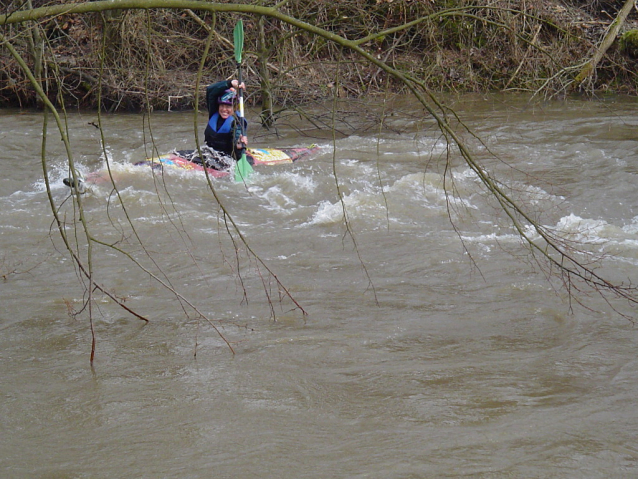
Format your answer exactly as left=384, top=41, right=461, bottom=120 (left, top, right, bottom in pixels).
left=236, top=63, right=245, bottom=141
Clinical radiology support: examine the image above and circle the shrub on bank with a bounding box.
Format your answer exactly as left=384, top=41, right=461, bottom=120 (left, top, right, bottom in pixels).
left=1, top=0, right=637, bottom=112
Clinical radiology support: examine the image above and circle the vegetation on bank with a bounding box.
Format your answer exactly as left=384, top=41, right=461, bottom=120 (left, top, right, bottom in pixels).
left=2, top=0, right=638, bottom=115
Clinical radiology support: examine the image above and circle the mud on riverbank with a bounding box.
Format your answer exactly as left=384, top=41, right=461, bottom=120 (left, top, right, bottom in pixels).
left=2, top=0, right=638, bottom=113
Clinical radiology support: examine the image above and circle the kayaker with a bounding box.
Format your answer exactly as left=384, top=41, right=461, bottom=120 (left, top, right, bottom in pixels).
left=203, top=79, right=248, bottom=167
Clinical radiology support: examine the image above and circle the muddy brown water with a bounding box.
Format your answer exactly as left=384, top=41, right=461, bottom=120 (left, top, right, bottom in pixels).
left=2, top=95, right=638, bottom=477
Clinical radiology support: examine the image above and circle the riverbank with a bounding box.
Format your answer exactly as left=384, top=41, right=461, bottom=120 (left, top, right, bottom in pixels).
left=2, top=0, right=637, bottom=114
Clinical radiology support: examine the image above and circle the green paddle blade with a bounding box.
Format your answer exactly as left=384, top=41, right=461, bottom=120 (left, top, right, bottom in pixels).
left=234, top=20, right=244, bottom=64
left=235, top=152, right=253, bottom=183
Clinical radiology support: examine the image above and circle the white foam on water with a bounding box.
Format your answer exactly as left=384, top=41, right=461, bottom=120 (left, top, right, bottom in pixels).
left=460, top=212, right=638, bottom=266
left=460, top=232, right=524, bottom=244
left=309, top=196, right=360, bottom=226
left=306, top=170, right=457, bottom=226
left=553, top=213, right=617, bottom=244
left=622, top=216, right=638, bottom=235
left=256, top=185, right=296, bottom=214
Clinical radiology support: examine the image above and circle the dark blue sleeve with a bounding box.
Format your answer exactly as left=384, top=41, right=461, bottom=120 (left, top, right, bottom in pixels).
left=233, top=117, right=248, bottom=145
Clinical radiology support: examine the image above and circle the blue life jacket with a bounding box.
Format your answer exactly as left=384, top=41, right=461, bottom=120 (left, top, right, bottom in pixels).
left=205, top=113, right=237, bottom=156
left=207, top=113, right=235, bottom=134
left=204, top=112, right=248, bottom=160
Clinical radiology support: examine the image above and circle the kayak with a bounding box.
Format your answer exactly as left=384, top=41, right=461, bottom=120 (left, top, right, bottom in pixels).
left=64, top=145, right=320, bottom=189
left=134, top=145, right=320, bottom=178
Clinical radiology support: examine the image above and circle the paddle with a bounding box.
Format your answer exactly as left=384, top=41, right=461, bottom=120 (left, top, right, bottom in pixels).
left=233, top=20, right=253, bottom=182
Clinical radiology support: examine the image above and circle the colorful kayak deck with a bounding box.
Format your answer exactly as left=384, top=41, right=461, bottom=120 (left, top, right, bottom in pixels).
left=133, top=146, right=320, bottom=178
left=66, top=145, right=321, bottom=187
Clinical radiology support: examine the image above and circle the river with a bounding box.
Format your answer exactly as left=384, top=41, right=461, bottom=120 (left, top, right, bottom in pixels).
left=2, top=94, right=638, bottom=477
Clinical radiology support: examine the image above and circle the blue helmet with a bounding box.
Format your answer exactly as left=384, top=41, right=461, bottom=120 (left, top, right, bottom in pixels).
left=218, top=89, right=236, bottom=105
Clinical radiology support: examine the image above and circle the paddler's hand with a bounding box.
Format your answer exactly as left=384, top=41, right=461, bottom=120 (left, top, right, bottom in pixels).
left=230, top=79, right=246, bottom=91
left=237, top=135, right=248, bottom=149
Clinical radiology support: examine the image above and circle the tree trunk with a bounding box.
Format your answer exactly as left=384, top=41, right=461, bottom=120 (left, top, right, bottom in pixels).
left=572, top=0, right=636, bottom=89
left=102, top=10, right=123, bottom=58
left=257, top=15, right=274, bottom=128
left=25, top=0, right=44, bottom=107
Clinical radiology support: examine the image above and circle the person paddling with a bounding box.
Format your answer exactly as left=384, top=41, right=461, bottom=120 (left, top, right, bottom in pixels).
left=197, top=79, right=248, bottom=169
left=174, top=79, right=248, bottom=171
